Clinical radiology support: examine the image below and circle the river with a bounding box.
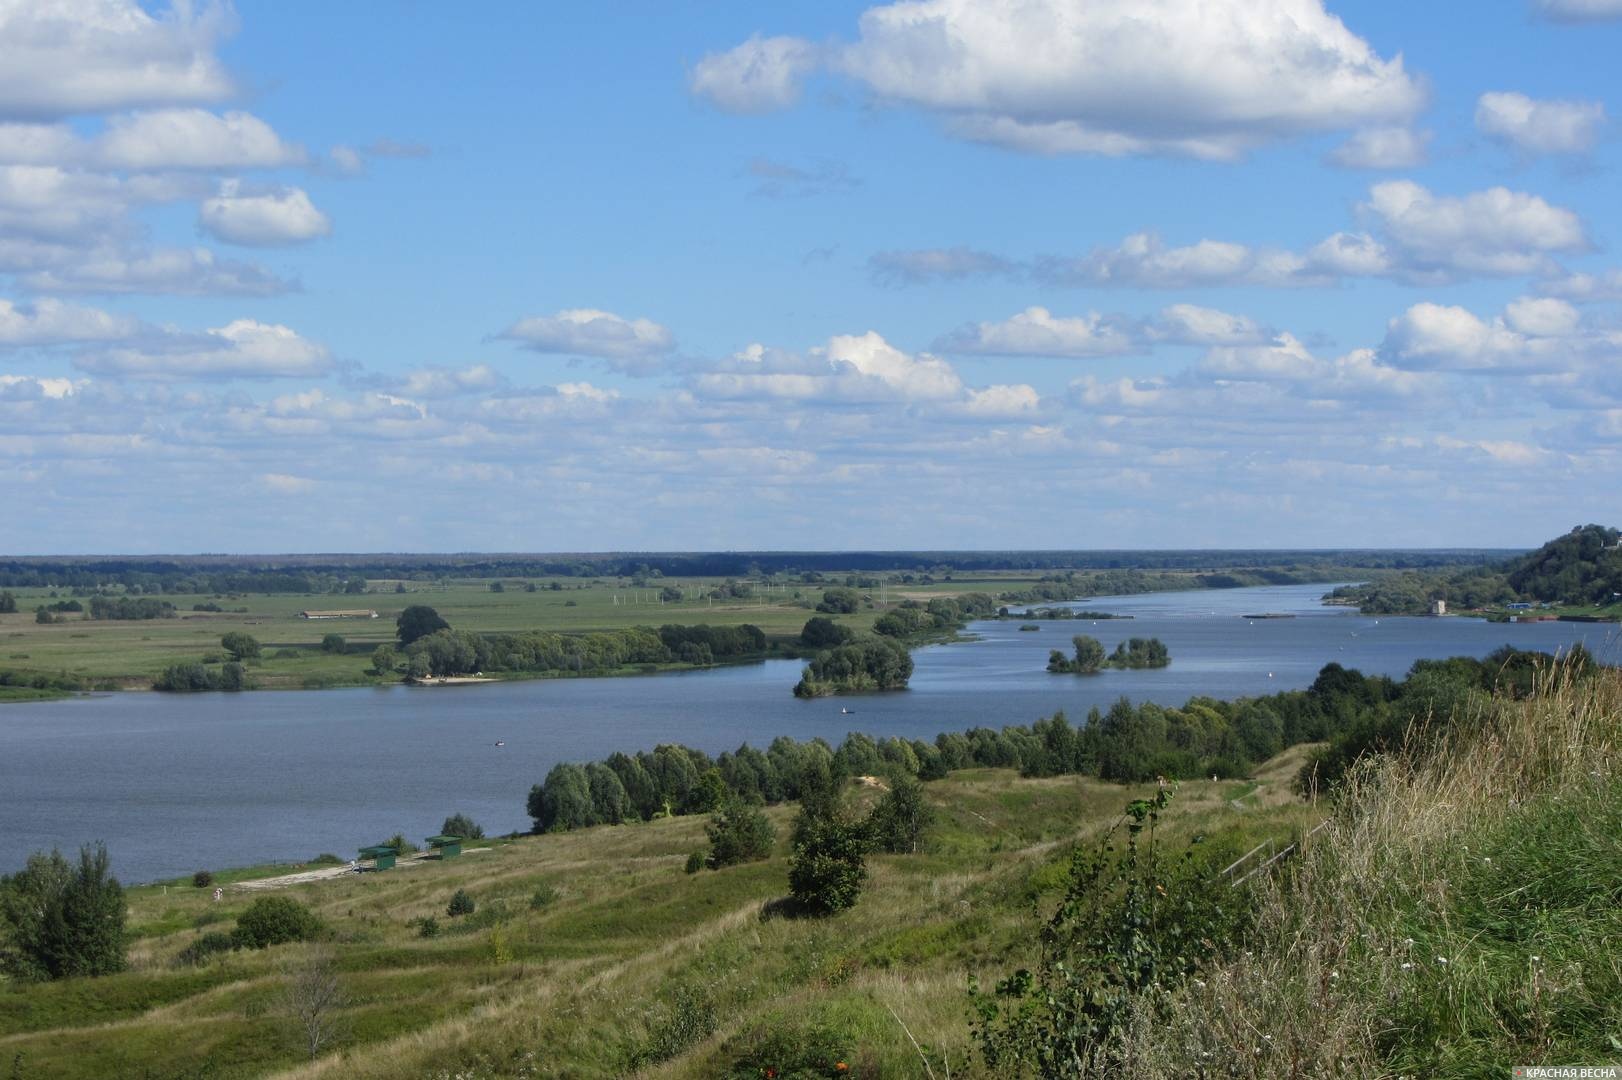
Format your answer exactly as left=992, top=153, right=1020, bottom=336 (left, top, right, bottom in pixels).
left=0, top=583, right=1612, bottom=882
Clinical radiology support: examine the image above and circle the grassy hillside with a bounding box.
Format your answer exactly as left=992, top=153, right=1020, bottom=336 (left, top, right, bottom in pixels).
left=0, top=757, right=1320, bottom=1078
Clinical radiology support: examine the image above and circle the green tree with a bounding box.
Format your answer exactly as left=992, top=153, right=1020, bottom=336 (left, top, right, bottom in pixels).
left=1071, top=635, right=1106, bottom=673
left=0, top=590, right=16, bottom=613
left=529, top=762, right=597, bottom=832
left=799, top=616, right=853, bottom=648
left=866, top=773, right=933, bottom=854
left=34, top=607, right=53, bottom=625
left=220, top=631, right=261, bottom=661
left=685, top=767, right=730, bottom=814
left=585, top=762, right=633, bottom=824
left=488, top=581, right=505, bottom=593
left=439, top=813, right=484, bottom=840
left=370, top=644, right=398, bottom=675
left=705, top=797, right=777, bottom=869
left=0, top=843, right=127, bottom=980
left=319, top=633, right=346, bottom=654
left=395, top=604, right=449, bottom=646
left=446, top=889, right=475, bottom=917
left=233, top=896, right=321, bottom=950
left=787, top=806, right=868, bottom=915
left=815, top=587, right=860, bottom=614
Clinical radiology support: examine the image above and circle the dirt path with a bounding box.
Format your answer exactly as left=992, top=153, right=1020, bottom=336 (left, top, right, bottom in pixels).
left=234, top=848, right=492, bottom=891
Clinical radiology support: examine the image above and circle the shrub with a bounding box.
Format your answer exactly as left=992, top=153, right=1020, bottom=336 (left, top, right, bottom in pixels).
left=192, top=870, right=214, bottom=888
left=440, top=813, right=485, bottom=840
left=787, top=810, right=868, bottom=916
left=232, top=896, right=322, bottom=950
left=309, top=853, right=343, bottom=866
left=320, top=633, right=346, bottom=654
left=866, top=774, right=934, bottom=855
left=631, top=984, right=718, bottom=1068
left=219, top=631, right=260, bottom=661
left=684, top=852, right=704, bottom=875
left=705, top=798, right=777, bottom=869
left=722, top=1020, right=855, bottom=1079
left=0, top=843, right=127, bottom=980
left=272, top=648, right=300, bottom=660
left=529, top=883, right=559, bottom=909
left=447, top=889, right=475, bottom=918
left=415, top=917, right=440, bottom=938
left=174, top=931, right=236, bottom=967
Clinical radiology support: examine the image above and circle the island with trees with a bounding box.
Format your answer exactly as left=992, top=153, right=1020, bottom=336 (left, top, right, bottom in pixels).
left=1047, top=634, right=1170, bottom=674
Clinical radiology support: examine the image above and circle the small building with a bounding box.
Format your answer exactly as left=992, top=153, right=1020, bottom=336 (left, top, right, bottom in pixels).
left=359, top=844, right=398, bottom=870
left=299, top=609, right=379, bottom=620
left=425, top=835, right=462, bottom=859
left=1429, top=599, right=1447, bottom=616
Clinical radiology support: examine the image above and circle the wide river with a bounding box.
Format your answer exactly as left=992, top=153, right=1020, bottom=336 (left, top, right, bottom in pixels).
left=1, top=583, right=1613, bottom=882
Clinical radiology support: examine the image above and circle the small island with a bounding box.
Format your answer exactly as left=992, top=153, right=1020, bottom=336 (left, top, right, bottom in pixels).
left=1047, top=634, right=1170, bottom=674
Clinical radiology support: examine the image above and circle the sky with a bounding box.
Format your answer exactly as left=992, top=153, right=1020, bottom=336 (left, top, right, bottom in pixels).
left=1, top=0, right=1621, bottom=554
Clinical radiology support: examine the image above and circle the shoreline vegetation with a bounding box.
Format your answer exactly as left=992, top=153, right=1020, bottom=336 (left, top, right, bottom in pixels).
left=3, top=646, right=1610, bottom=1076
left=0, top=547, right=1510, bottom=701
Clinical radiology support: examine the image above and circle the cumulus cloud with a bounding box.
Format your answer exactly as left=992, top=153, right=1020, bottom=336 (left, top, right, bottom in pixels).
left=1327, top=126, right=1430, bottom=168
left=1147, top=304, right=1271, bottom=346
left=498, top=309, right=676, bottom=372
left=1033, top=232, right=1332, bottom=288
left=694, top=0, right=1422, bottom=159
left=1475, top=91, right=1605, bottom=155
left=1362, top=180, right=1587, bottom=278
left=395, top=364, right=506, bottom=398
left=0, top=298, right=140, bottom=345
left=935, top=306, right=1139, bottom=358
left=1537, top=269, right=1622, bottom=302
left=690, top=35, right=822, bottom=113
left=1379, top=298, right=1593, bottom=373
left=76, top=319, right=332, bottom=379
left=0, top=1, right=234, bottom=121
left=18, top=245, right=294, bottom=296
left=198, top=182, right=331, bottom=246
left=0, top=373, right=80, bottom=399
left=95, top=109, right=304, bottom=169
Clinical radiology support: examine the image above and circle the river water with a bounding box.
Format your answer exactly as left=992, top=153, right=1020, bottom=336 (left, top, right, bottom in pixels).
left=1, top=583, right=1611, bottom=882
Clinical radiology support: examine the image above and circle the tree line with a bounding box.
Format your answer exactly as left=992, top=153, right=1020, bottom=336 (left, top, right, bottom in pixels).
left=1047, top=635, right=1169, bottom=673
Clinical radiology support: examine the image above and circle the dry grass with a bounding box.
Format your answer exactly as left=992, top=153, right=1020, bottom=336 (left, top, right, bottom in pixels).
left=1120, top=661, right=1622, bottom=1078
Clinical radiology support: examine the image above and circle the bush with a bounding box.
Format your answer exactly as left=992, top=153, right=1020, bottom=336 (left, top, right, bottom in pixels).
left=231, top=896, right=322, bottom=950
left=866, top=774, right=934, bottom=855
left=174, top=931, right=236, bottom=967
left=722, top=1020, right=855, bottom=1079
left=447, top=889, right=475, bottom=918
left=0, top=843, right=127, bottom=980
left=529, top=883, right=559, bottom=909
left=320, top=633, right=346, bottom=654
left=192, top=870, right=214, bottom=888
left=309, top=853, right=343, bottom=866
left=705, top=798, right=777, bottom=869
left=439, top=813, right=485, bottom=840
left=787, top=810, right=868, bottom=916
left=684, top=851, right=704, bottom=874
left=219, top=631, right=260, bottom=661
left=415, top=917, right=440, bottom=938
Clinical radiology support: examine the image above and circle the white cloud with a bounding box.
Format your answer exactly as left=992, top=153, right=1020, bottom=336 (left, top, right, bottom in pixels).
left=0, top=373, right=80, bottom=399
left=694, top=331, right=966, bottom=404
left=935, top=306, right=1139, bottom=358
left=95, top=109, right=304, bottom=169
left=198, top=182, right=331, bottom=246
left=1199, top=333, right=1321, bottom=382
left=397, top=365, right=506, bottom=398
left=1476, top=91, right=1605, bottom=155
left=77, top=319, right=332, bottom=379
left=690, top=35, right=822, bottom=114
left=1033, top=232, right=1323, bottom=288
left=1380, top=300, right=1586, bottom=373
left=499, top=308, right=676, bottom=371
left=0, top=298, right=140, bottom=345
left=1534, top=0, right=1622, bottom=22
left=1537, top=269, right=1622, bottom=302
left=1148, top=304, right=1270, bottom=346
left=1361, top=180, right=1587, bottom=278
left=1327, top=126, right=1430, bottom=168
left=698, top=0, right=1422, bottom=159
left=0, top=1, right=234, bottom=121
left=18, top=245, right=293, bottom=296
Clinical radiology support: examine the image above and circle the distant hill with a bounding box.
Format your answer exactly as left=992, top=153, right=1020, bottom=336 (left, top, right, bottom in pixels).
left=1502, top=524, right=1622, bottom=605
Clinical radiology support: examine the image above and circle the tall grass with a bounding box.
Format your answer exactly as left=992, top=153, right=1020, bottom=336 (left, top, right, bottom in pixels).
left=1122, top=659, right=1622, bottom=1076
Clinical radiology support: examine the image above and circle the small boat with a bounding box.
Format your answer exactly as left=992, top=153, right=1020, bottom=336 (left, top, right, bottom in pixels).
left=840, top=707, right=854, bottom=715
left=494, top=741, right=505, bottom=747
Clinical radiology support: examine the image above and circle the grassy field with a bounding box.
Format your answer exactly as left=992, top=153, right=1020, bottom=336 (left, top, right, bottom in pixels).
left=0, top=571, right=1167, bottom=692
left=0, top=753, right=1321, bottom=1078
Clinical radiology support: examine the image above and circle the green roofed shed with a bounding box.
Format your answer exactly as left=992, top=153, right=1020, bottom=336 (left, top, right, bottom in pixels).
left=426, top=835, right=462, bottom=859
left=359, top=845, right=398, bottom=870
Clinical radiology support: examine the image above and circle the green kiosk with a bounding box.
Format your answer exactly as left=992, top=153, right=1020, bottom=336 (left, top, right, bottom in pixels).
left=425, top=835, right=462, bottom=859
left=359, top=844, right=398, bottom=870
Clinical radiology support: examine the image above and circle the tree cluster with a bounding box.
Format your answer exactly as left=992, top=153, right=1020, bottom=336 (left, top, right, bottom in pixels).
left=793, top=637, right=914, bottom=697
left=0, top=844, right=126, bottom=981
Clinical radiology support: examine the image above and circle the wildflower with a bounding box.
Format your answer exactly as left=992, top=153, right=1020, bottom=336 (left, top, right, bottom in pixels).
left=1401, top=962, right=1413, bottom=971
left=1530, top=955, right=1541, bottom=963
left=1483, top=857, right=1492, bottom=865
left=1262, top=1034, right=1273, bottom=1042
left=1403, top=937, right=1414, bottom=947
left=836, top=1064, right=849, bottom=1073
left=1436, top=956, right=1448, bottom=966
left=1329, top=970, right=1339, bottom=981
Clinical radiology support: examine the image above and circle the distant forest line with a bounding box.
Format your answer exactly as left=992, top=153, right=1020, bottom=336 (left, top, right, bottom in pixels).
left=0, top=548, right=1511, bottom=593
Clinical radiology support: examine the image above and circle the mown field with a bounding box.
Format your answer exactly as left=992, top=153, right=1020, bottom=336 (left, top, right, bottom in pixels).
left=0, top=752, right=1321, bottom=1078
left=0, top=575, right=1040, bottom=691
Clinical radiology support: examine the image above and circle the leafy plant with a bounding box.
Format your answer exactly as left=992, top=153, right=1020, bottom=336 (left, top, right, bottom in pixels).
left=447, top=889, right=475, bottom=918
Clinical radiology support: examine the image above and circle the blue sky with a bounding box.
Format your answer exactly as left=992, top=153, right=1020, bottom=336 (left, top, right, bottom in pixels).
left=2, top=0, right=1621, bottom=554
